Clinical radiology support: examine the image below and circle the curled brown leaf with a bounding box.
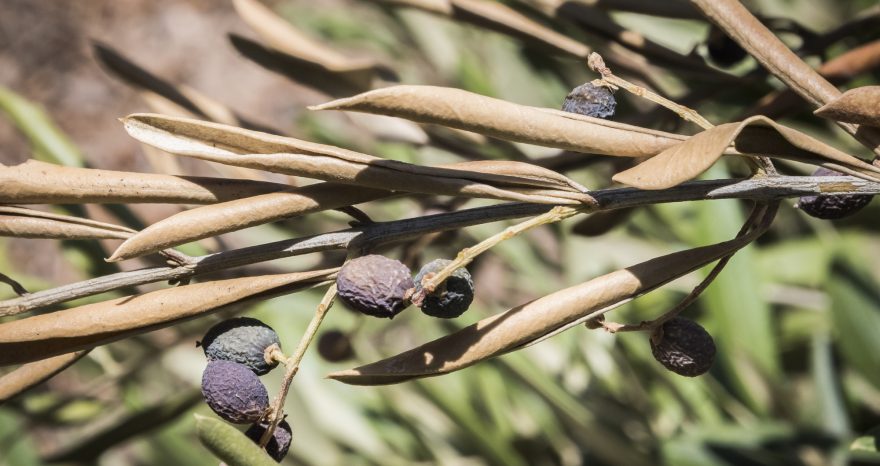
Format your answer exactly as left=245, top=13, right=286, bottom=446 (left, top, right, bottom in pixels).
left=0, top=160, right=286, bottom=204
left=613, top=115, right=880, bottom=190
left=815, top=86, right=880, bottom=128
left=120, top=113, right=589, bottom=204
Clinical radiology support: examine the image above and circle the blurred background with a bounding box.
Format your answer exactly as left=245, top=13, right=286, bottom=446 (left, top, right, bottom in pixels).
left=2, top=0, right=880, bottom=464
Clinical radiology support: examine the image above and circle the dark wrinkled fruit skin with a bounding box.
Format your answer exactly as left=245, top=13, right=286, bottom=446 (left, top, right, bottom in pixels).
left=201, top=360, right=269, bottom=424
left=317, top=330, right=355, bottom=362
left=650, top=318, right=716, bottom=377
left=200, top=317, right=281, bottom=375
left=245, top=420, right=293, bottom=462
left=797, top=167, right=873, bottom=219
left=414, top=259, right=475, bottom=318
left=707, top=25, right=747, bottom=67
left=562, top=82, right=616, bottom=119
left=336, top=255, right=414, bottom=318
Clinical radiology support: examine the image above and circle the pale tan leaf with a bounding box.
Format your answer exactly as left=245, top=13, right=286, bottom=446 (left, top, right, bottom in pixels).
left=232, top=0, right=391, bottom=94
left=613, top=115, right=880, bottom=190
left=0, top=351, right=89, bottom=404
left=107, top=159, right=589, bottom=262
left=0, top=160, right=286, bottom=204
left=121, top=113, right=590, bottom=204
left=0, top=269, right=335, bottom=366
left=815, top=86, right=880, bottom=128
left=0, top=206, right=134, bottom=240
left=328, top=237, right=749, bottom=385
left=107, top=185, right=389, bottom=262
left=310, top=85, right=689, bottom=156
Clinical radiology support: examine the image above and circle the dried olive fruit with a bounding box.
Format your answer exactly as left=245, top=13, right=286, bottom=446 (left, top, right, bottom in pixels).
left=317, top=329, right=355, bottom=362
left=650, top=317, right=716, bottom=377
left=201, top=360, right=269, bottom=424
left=336, top=255, right=414, bottom=318
left=707, top=25, right=747, bottom=67
left=245, top=420, right=293, bottom=462
left=200, top=317, right=282, bottom=375
left=414, top=259, right=475, bottom=318
left=562, top=82, right=616, bottom=119
left=797, top=167, right=873, bottom=219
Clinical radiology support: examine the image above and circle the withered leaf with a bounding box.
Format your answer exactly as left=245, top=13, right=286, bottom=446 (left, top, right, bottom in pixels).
left=108, top=185, right=388, bottom=262
left=613, top=115, right=880, bottom=190
left=328, top=236, right=750, bottom=385
left=311, top=85, right=689, bottom=156
left=815, top=86, right=880, bottom=128
left=0, top=269, right=335, bottom=366
left=0, top=206, right=134, bottom=240
left=108, top=159, right=588, bottom=262
left=0, top=160, right=286, bottom=204
left=0, top=351, right=89, bottom=404
left=120, top=113, right=589, bottom=204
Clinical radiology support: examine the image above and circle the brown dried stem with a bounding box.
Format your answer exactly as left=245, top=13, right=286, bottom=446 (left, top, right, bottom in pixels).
left=259, top=283, right=337, bottom=447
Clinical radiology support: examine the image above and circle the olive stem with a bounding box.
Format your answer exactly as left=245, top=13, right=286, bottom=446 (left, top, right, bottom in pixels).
left=259, top=284, right=337, bottom=447
left=588, top=52, right=715, bottom=130
left=411, top=205, right=589, bottom=304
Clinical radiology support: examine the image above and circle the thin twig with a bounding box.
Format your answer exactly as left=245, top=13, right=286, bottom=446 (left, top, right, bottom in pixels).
left=259, top=283, right=337, bottom=446
left=411, top=205, right=587, bottom=304
left=0, top=272, right=28, bottom=296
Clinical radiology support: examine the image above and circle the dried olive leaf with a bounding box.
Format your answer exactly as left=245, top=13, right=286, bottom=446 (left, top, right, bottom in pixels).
left=328, top=236, right=749, bottom=385
left=107, top=160, right=588, bottom=261
left=815, top=86, right=880, bottom=128
left=310, top=85, right=690, bottom=157
left=0, top=350, right=89, bottom=404
left=0, top=269, right=335, bottom=366
left=233, top=0, right=388, bottom=74
left=613, top=115, right=880, bottom=190
left=108, top=185, right=388, bottom=262
left=121, top=113, right=589, bottom=204
left=0, top=160, right=286, bottom=204
left=0, top=206, right=134, bottom=240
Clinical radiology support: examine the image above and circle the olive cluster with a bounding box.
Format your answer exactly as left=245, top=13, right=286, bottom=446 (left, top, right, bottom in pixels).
left=198, top=317, right=291, bottom=462
left=335, top=255, right=476, bottom=320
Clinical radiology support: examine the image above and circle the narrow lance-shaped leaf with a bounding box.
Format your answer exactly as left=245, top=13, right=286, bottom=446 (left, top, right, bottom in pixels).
left=0, top=269, right=335, bottom=366
left=329, top=235, right=753, bottom=385
left=310, top=85, right=690, bottom=157
left=195, top=414, right=279, bottom=466
left=815, top=86, right=880, bottom=128
left=120, top=113, right=590, bottom=204
left=613, top=115, right=880, bottom=190
left=0, top=160, right=287, bottom=204
left=0, top=351, right=89, bottom=404
left=107, top=159, right=587, bottom=262
left=233, top=0, right=392, bottom=85
left=0, top=206, right=134, bottom=240
left=108, top=184, right=389, bottom=261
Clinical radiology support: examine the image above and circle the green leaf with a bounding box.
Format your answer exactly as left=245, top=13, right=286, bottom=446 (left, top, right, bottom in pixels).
left=0, top=86, right=83, bottom=167
left=194, top=414, right=278, bottom=466
left=828, top=259, right=880, bottom=388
